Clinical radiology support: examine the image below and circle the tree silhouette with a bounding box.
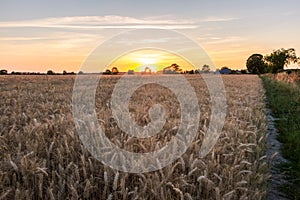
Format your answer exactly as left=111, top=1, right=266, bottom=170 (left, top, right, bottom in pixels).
left=144, top=67, right=152, bottom=73
left=111, top=67, right=119, bottom=75
left=246, top=54, right=266, bottom=74
left=128, top=70, right=134, bottom=75
left=47, top=70, right=55, bottom=75
left=265, top=48, right=298, bottom=73
left=0, top=69, right=8, bottom=75
left=219, top=67, right=231, bottom=74
left=202, top=64, right=210, bottom=73
left=103, top=69, right=112, bottom=75
left=163, top=63, right=182, bottom=74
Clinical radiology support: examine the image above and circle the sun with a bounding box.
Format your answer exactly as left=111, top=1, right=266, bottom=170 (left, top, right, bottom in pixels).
left=136, top=57, right=157, bottom=65
left=108, top=49, right=195, bottom=72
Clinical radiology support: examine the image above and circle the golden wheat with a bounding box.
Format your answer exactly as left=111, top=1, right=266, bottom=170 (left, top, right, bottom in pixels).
left=0, top=74, right=268, bottom=199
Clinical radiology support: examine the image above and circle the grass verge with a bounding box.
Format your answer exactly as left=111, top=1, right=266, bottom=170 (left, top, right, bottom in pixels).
left=261, top=76, right=300, bottom=199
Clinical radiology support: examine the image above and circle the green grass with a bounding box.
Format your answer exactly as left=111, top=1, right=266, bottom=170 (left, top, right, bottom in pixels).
left=261, top=76, right=300, bottom=199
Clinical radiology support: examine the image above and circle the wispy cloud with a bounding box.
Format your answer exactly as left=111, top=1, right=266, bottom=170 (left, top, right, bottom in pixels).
left=199, top=36, right=246, bottom=45
left=0, top=15, right=239, bottom=30
left=0, top=36, right=49, bottom=41
left=0, top=15, right=242, bottom=52
left=0, top=32, right=103, bottom=49
left=200, top=17, right=239, bottom=22
left=0, top=15, right=198, bottom=29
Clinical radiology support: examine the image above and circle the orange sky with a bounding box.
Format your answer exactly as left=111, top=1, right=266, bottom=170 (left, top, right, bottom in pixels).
left=0, top=36, right=273, bottom=73
left=0, top=36, right=298, bottom=73
left=108, top=49, right=195, bottom=72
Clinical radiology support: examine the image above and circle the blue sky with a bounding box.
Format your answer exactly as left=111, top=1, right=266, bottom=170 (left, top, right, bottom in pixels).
left=0, top=0, right=299, bottom=72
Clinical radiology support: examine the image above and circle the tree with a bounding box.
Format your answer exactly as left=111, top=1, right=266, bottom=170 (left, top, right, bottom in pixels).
left=201, top=64, right=210, bottom=73
left=241, top=70, right=247, bottom=74
left=246, top=54, right=266, bottom=74
left=163, top=63, right=182, bottom=74
left=0, top=69, right=8, bottom=75
left=128, top=70, right=134, bottom=75
left=111, top=67, right=119, bottom=75
left=264, top=48, right=298, bottom=73
left=63, top=70, right=75, bottom=75
left=103, top=69, right=111, bottom=75
left=143, top=67, right=152, bottom=73
left=47, top=70, right=55, bottom=75
left=219, top=67, right=231, bottom=74
left=188, top=69, right=194, bottom=74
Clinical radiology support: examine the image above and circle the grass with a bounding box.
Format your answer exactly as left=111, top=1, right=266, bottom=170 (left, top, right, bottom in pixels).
left=0, top=75, right=268, bottom=199
left=261, top=75, right=300, bottom=199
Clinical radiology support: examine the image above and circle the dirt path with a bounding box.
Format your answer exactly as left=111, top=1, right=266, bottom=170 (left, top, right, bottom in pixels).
left=265, top=108, right=289, bottom=200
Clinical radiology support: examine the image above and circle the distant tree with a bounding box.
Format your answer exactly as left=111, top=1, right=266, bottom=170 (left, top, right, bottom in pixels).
left=246, top=54, right=266, bottom=74
left=163, top=63, right=182, bottom=74
left=144, top=67, right=152, bottom=73
left=111, top=67, right=119, bottom=75
left=188, top=70, right=194, bottom=74
left=241, top=70, right=248, bottom=74
left=219, top=67, right=231, bottom=74
left=103, top=69, right=112, bottom=75
left=78, top=71, right=84, bottom=75
left=47, top=70, right=55, bottom=75
left=230, top=70, right=237, bottom=74
left=0, top=69, right=8, bottom=75
left=11, top=71, right=21, bottom=75
left=264, top=48, right=299, bottom=73
left=128, top=70, right=134, bottom=75
left=201, top=64, right=210, bottom=73
left=63, top=70, right=75, bottom=75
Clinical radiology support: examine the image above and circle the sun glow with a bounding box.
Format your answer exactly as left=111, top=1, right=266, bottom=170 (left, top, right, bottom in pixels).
left=139, top=65, right=157, bottom=72
left=109, top=49, right=194, bottom=72
left=135, top=57, right=158, bottom=65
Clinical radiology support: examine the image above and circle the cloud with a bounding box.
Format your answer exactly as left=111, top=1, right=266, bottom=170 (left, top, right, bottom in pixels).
left=0, top=15, right=240, bottom=47
left=0, top=32, right=102, bottom=45
left=0, top=15, right=198, bottom=29
left=0, top=36, right=49, bottom=41
left=200, top=17, right=239, bottom=22
left=0, top=15, right=238, bottom=30
left=200, top=36, right=246, bottom=45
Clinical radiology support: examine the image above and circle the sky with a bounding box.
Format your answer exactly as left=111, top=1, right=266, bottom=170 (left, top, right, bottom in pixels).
left=0, top=0, right=300, bottom=72
left=110, top=50, right=194, bottom=73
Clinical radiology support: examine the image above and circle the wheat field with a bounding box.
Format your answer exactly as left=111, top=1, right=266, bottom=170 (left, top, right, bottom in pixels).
left=0, top=75, right=268, bottom=199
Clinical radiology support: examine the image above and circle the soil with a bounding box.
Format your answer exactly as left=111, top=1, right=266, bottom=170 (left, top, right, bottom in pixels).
left=265, top=108, right=289, bottom=200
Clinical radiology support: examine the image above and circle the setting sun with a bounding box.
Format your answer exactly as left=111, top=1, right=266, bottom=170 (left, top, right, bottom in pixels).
left=108, top=49, right=194, bottom=72
left=135, top=56, right=158, bottom=65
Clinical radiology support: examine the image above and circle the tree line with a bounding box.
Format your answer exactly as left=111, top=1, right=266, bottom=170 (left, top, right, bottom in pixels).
left=246, top=48, right=299, bottom=74
left=1, top=48, right=298, bottom=75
